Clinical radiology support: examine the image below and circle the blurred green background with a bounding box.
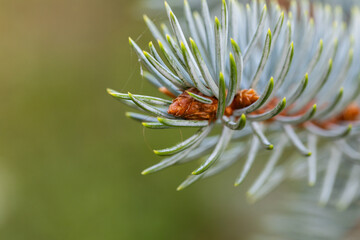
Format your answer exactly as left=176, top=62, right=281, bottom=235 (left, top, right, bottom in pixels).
left=0, top=0, right=273, bottom=239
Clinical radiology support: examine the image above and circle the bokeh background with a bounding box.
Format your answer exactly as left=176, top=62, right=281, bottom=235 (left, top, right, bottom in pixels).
left=0, top=0, right=269, bottom=239
left=3, top=0, right=360, bottom=239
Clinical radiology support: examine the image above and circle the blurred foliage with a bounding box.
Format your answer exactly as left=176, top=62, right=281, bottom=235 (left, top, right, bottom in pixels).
left=0, top=0, right=265, bottom=239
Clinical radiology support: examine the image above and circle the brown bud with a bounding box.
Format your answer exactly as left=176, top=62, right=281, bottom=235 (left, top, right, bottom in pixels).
left=336, top=103, right=360, bottom=122
left=224, top=106, right=233, bottom=117
left=168, top=88, right=218, bottom=121
left=229, top=89, right=260, bottom=110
